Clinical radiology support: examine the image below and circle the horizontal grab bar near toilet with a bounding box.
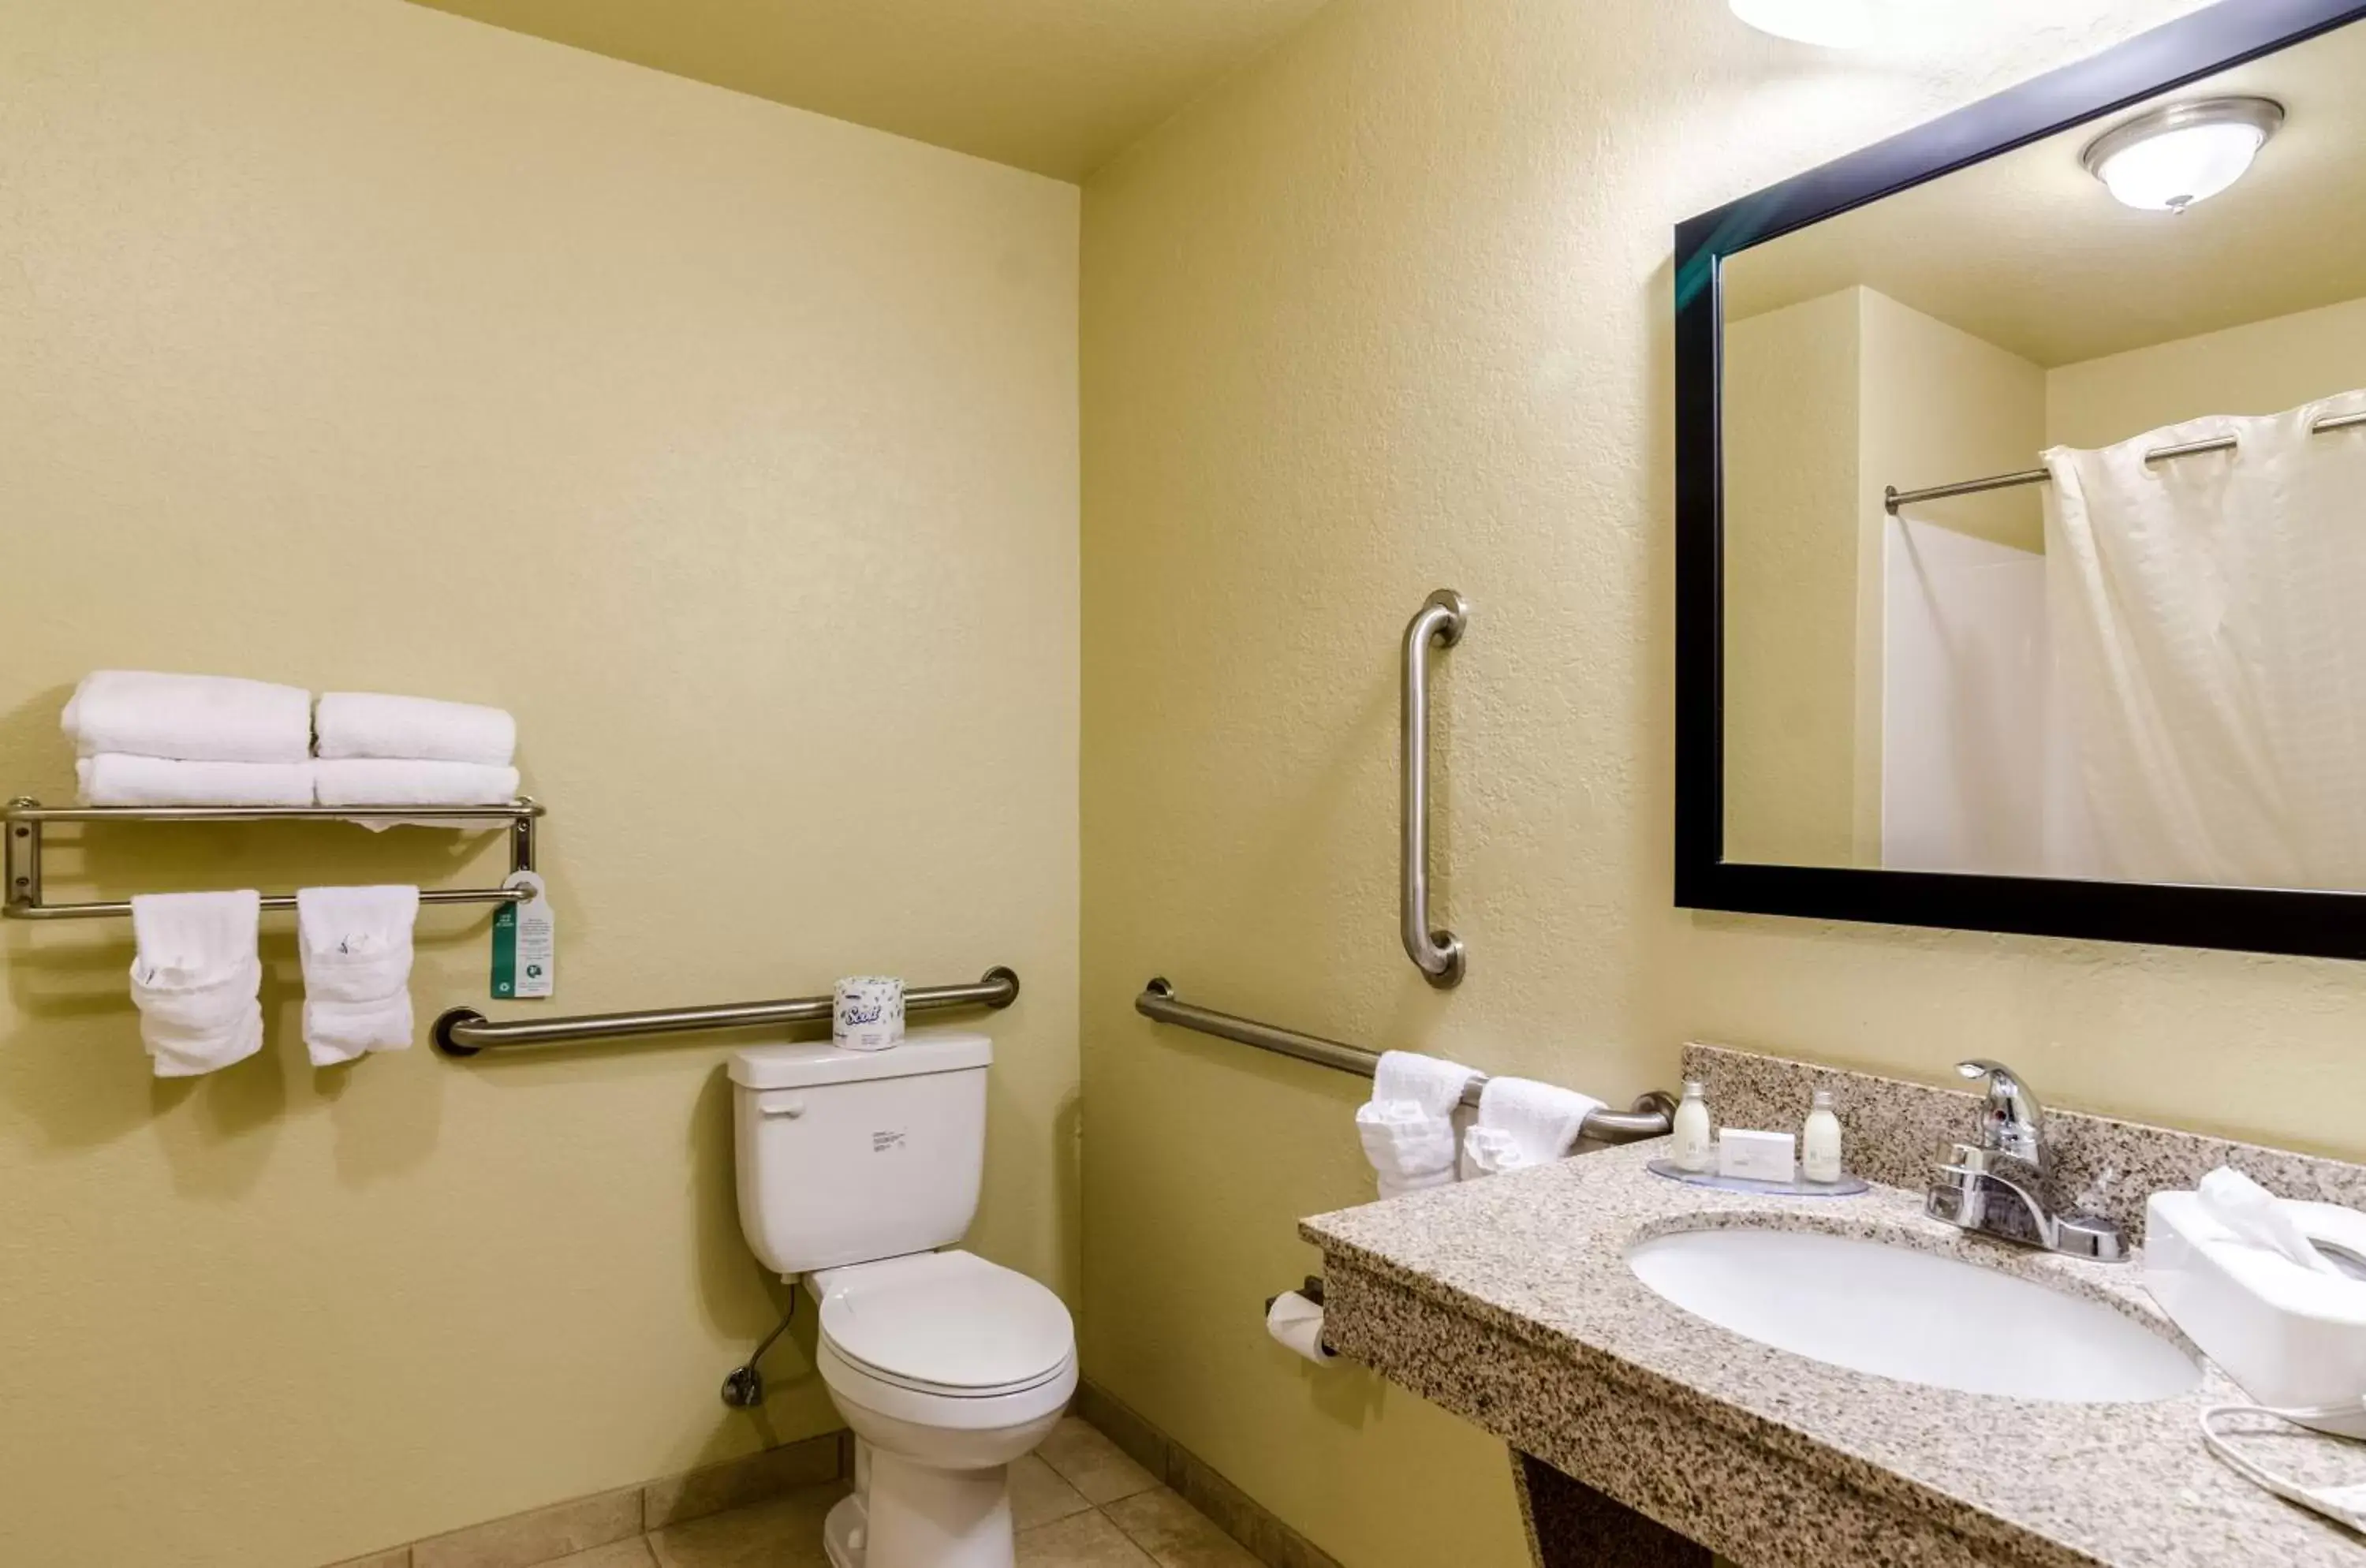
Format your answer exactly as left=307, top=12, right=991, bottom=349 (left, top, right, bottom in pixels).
left=1133, top=978, right=1677, bottom=1144
left=432, top=967, right=1021, bottom=1057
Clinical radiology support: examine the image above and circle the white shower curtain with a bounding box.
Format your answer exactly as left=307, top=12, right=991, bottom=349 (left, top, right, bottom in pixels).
left=2043, top=389, right=2366, bottom=890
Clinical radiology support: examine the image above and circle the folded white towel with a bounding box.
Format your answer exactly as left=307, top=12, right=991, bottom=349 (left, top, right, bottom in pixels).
left=63, top=671, right=312, bottom=763
left=1358, top=1051, right=1476, bottom=1200
left=312, top=759, right=521, bottom=808
left=2200, top=1166, right=2343, bottom=1277
left=315, top=693, right=517, bottom=767
left=1462, top=1077, right=1605, bottom=1178
left=129, top=890, right=263, bottom=1077
left=1373, top=1051, right=1478, bottom=1118
left=77, top=754, right=315, bottom=808
left=297, top=885, right=420, bottom=1066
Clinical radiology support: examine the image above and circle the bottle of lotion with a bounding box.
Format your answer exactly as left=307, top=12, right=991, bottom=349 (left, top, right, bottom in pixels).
left=1802, top=1088, right=1844, bottom=1184
left=1673, top=1081, right=1714, bottom=1173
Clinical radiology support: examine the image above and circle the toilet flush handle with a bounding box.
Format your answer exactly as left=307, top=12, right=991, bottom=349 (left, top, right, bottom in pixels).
left=760, top=1097, right=808, bottom=1119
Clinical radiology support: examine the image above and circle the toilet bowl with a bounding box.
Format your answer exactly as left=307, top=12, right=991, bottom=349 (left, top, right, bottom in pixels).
left=808, top=1249, right=1077, bottom=1568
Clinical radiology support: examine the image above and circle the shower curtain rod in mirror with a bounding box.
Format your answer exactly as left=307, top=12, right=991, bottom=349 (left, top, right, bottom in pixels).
left=1883, top=407, right=2366, bottom=514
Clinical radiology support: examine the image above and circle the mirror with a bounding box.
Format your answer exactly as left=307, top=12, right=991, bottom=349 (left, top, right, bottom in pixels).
left=1676, top=2, right=2366, bottom=957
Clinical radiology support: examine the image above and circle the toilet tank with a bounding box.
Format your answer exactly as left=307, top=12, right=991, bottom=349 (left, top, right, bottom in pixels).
left=729, top=1032, right=991, bottom=1277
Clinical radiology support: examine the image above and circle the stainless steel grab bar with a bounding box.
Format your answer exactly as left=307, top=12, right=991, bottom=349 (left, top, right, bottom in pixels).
left=433, top=966, right=1020, bottom=1056
left=1401, top=590, right=1468, bottom=987
left=1136, top=978, right=1675, bottom=1144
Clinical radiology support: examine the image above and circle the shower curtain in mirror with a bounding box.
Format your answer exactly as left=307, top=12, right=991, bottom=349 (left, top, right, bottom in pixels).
left=2043, top=390, right=2366, bottom=890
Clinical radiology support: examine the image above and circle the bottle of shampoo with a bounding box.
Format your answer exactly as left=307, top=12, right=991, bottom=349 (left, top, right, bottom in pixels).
left=1673, top=1081, right=1714, bottom=1173
left=1802, top=1088, right=1844, bottom=1184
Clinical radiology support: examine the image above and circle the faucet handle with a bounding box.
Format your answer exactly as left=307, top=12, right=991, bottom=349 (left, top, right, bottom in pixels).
left=1956, top=1059, right=2046, bottom=1169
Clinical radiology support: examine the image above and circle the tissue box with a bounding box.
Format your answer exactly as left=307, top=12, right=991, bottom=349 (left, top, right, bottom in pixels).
left=2145, top=1190, right=2366, bottom=1436
left=1719, top=1128, right=1796, bottom=1183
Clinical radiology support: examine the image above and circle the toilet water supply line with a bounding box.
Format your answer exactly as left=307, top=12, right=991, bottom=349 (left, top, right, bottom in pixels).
left=721, top=1296, right=798, bottom=1409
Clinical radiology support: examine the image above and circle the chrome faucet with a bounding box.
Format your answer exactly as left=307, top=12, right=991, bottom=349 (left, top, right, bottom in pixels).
left=1927, top=1060, right=2125, bottom=1262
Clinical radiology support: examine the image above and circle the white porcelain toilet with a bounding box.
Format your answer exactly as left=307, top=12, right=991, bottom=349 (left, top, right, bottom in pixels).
left=730, top=1031, right=1077, bottom=1568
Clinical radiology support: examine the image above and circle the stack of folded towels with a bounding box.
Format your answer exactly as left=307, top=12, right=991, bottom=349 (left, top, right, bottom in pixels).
left=313, top=691, right=519, bottom=808
left=66, top=671, right=518, bottom=808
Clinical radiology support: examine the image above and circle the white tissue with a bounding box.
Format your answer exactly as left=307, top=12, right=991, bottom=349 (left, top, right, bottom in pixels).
left=2200, top=1167, right=2344, bottom=1276
left=1265, top=1290, right=1338, bottom=1365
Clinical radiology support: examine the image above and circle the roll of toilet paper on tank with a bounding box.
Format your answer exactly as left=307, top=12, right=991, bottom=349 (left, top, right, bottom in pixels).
left=1265, top=1290, right=1338, bottom=1365
left=834, top=976, right=905, bottom=1051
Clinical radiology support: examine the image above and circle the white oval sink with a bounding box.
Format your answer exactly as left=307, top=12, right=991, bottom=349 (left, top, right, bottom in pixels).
left=1629, top=1226, right=2201, bottom=1403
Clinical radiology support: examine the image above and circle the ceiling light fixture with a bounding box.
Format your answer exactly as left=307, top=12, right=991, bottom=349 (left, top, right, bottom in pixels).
left=2081, top=97, right=2286, bottom=213
left=1727, top=0, right=1938, bottom=50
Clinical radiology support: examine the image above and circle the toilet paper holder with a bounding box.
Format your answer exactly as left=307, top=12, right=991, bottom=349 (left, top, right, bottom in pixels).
left=1267, top=1275, right=1338, bottom=1358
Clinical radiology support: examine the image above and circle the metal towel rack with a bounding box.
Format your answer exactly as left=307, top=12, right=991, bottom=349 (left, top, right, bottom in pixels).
left=1401, top=589, right=1468, bottom=988
left=3, top=797, right=543, bottom=920
left=434, top=966, right=1021, bottom=1057
left=1136, top=977, right=1676, bottom=1144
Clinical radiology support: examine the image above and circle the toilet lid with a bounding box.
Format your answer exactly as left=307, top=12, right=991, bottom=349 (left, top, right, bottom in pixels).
left=819, top=1251, right=1074, bottom=1394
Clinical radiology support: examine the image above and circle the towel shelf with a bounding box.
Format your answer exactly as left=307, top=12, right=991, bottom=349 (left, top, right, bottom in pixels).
left=2, top=797, right=543, bottom=920
left=1136, top=976, right=1676, bottom=1145
left=433, top=966, right=1021, bottom=1056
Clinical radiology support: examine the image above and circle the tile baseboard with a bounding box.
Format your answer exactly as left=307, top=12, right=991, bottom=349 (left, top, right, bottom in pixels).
left=323, top=1430, right=845, bottom=1568
left=1074, top=1379, right=1344, bottom=1568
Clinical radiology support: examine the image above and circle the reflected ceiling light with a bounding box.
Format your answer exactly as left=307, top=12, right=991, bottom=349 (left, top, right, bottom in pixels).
left=1727, top=0, right=1935, bottom=50
left=2081, top=97, right=2285, bottom=213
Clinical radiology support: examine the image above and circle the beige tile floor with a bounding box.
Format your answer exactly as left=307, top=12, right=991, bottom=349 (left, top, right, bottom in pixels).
left=531, top=1418, right=1260, bottom=1568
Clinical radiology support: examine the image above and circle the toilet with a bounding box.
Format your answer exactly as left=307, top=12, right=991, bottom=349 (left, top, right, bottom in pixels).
left=730, top=1031, right=1077, bottom=1568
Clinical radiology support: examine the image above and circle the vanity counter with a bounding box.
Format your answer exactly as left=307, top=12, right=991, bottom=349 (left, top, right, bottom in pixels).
left=1302, top=1143, right=2363, bottom=1568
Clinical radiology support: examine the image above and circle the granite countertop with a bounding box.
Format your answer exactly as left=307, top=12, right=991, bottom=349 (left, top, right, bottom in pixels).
left=1301, top=1142, right=2366, bottom=1568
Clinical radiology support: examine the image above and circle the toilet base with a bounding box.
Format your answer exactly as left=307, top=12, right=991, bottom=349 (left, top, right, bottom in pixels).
left=823, top=1443, right=1019, bottom=1568
left=823, top=1492, right=868, bottom=1568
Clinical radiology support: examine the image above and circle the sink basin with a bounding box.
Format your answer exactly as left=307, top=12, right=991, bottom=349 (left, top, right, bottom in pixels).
left=1628, top=1226, right=2201, bottom=1403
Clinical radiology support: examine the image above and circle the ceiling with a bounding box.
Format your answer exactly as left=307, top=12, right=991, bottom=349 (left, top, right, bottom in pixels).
left=1723, top=20, right=2366, bottom=367
left=404, top=0, right=1336, bottom=181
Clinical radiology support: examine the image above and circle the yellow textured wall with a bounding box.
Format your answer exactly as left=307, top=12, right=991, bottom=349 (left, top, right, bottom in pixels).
left=1723, top=290, right=1861, bottom=868
left=2047, top=291, right=2366, bottom=447
left=0, top=3, right=1077, bottom=1565
left=1074, top=2, right=2366, bottom=1566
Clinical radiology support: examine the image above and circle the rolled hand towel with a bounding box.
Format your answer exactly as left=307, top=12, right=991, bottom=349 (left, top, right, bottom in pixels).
left=313, top=759, right=521, bottom=808
left=63, top=671, right=311, bottom=763
left=297, top=886, right=420, bottom=1066
left=78, top=754, right=315, bottom=808
left=315, top=693, right=516, bottom=767
left=1461, top=1077, right=1605, bottom=1178
left=1358, top=1051, right=1477, bottom=1200
left=129, top=890, right=264, bottom=1077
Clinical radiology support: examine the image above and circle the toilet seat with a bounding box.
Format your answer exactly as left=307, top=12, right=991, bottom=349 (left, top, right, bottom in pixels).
left=813, top=1250, right=1075, bottom=1411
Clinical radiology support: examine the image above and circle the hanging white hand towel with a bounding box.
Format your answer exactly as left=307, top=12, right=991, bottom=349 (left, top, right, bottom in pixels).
left=1356, top=1050, right=1476, bottom=1200
left=77, top=754, right=315, bottom=808
left=315, top=693, right=517, bottom=767
left=296, top=886, right=420, bottom=1066
left=63, top=671, right=312, bottom=763
left=312, top=759, right=521, bottom=808
left=1462, top=1077, right=1605, bottom=1178
left=129, top=891, right=264, bottom=1077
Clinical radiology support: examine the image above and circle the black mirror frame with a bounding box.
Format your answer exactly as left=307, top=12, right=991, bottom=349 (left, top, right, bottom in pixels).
left=1674, top=0, right=2366, bottom=961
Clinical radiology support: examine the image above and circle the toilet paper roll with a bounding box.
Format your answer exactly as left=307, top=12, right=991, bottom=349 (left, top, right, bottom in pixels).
left=834, top=976, right=905, bottom=1051
left=1265, top=1290, right=1339, bottom=1365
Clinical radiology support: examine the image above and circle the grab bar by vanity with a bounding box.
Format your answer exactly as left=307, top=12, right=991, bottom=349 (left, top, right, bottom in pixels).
left=433, top=965, right=1020, bottom=1057
left=1136, top=977, right=1676, bottom=1144
left=1401, top=589, right=1468, bottom=988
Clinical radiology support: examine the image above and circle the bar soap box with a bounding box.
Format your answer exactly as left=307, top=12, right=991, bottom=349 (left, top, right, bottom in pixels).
left=1719, top=1128, right=1796, bottom=1183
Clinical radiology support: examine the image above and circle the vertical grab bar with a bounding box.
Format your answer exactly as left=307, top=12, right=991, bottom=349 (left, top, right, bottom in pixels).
left=1401, top=589, right=1468, bottom=987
